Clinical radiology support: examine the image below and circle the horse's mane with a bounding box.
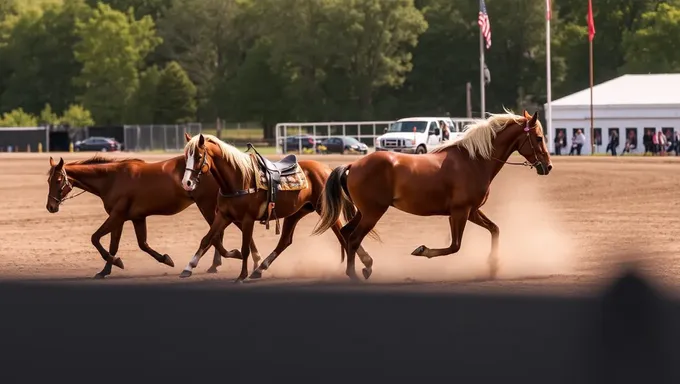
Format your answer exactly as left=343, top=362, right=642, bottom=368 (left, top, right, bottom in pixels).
left=184, top=134, right=254, bottom=187
left=69, top=154, right=145, bottom=165
left=430, top=108, right=527, bottom=159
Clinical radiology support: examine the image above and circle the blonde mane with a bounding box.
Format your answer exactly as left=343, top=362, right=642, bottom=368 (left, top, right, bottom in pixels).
left=184, top=134, right=255, bottom=187
left=431, top=108, right=527, bottom=159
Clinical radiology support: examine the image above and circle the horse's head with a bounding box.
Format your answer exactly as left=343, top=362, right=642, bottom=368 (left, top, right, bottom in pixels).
left=182, top=132, right=213, bottom=192
left=515, top=110, right=552, bottom=175
left=46, top=156, right=72, bottom=213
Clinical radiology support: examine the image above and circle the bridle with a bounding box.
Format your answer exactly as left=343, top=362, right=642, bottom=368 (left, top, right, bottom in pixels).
left=185, top=147, right=210, bottom=185
left=49, top=168, right=85, bottom=205
left=493, top=122, right=545, bottom=171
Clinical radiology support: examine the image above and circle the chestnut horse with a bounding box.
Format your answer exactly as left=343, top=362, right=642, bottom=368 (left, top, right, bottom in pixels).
left=180, top=133, right=374, bottom=282
left=45, top=155, right=262, bottom=278
left=312, top=110, right=553, bottom=280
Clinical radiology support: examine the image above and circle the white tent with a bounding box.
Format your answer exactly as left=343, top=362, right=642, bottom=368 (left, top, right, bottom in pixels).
left=546, top=73, right=680, bottom=155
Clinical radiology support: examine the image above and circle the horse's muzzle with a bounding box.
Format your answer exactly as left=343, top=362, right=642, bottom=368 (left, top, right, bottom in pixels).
left=535, top=162, right=552, bottom=175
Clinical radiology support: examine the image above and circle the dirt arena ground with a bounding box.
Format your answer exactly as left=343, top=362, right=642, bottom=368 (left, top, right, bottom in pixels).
left=1, top=152, right=679, bottom=297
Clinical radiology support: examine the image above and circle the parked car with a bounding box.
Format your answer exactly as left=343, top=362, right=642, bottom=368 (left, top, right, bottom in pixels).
left=319, top=136, right=369, bottom=155
left=74, top=137, right=122, bottom=152
left=280, top=134, right=319, bottom=153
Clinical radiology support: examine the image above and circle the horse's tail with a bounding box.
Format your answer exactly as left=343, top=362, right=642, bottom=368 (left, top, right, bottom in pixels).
left=312, top=163, right=381, bottom=242
left=312, top=164, right=352, bottom=237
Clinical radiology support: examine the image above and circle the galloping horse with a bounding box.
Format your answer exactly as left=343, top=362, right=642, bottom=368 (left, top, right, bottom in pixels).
left=180, top=133, right=374, bottom=282
left=313, top=110, right=553, bottom=280
left=45, top=155, right=263, bottom=278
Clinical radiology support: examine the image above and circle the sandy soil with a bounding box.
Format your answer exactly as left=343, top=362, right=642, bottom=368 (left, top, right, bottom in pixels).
left=1, top=152, right=679, bottom=297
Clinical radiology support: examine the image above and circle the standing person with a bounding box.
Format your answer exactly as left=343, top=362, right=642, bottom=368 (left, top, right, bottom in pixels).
left=440, top=120, right=450, bottom=141
left=674, top=131, right=680, bottom=156
left=554, top=130, right=565, bottom=155
left=657, top=131, right=667, bottom=156
left=569, top=129, right=586, bottom=155
left=607, top=130, right=619, bottom=156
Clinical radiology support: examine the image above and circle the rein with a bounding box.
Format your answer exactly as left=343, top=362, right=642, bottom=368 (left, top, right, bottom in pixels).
left=492, top=122, right=541, bottom=169
left=50, top=170, right=86, bottom=205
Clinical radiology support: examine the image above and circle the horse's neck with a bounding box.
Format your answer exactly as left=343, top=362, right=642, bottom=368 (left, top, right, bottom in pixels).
left=210, top=153, right=248, bottom=194
left=64, top=165, right=110, bottom=196
left=486, top=128, right=521, bottom=179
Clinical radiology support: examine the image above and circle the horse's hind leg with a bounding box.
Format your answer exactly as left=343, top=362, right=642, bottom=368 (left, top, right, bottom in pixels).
left=94, top=223, right=124, bottom=279
left=331, top=219, right=373, bottom=280
left=248, top=205, right=315, bottom=280
left=345, top=206, right=388, bottom=281
left=132, top=218, right=174, bottom=268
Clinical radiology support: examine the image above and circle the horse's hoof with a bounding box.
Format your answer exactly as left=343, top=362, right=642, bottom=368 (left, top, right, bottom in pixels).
left=411, top=245, right=426, bottom=256
left=162, top=254, right=175, bottom=267
left=93, top=273, right=106, bottom=279
left=179, top=270, right=192, bottom=278
left=362, top=268, right=372, bottom=280
left=249, top=270, right=262, bottom=280
left=111, top=257, right=124, bottom=269
left=206, top=266, right=219, bottom=273
left=233, top=278, right=245, bottom=284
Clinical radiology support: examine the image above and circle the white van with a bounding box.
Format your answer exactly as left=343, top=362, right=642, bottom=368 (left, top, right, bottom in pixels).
left=374, top=117, right=466, bottom=154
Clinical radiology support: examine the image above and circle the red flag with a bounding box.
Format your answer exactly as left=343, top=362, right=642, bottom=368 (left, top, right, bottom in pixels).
left=587, top=0, right=596, bottom=41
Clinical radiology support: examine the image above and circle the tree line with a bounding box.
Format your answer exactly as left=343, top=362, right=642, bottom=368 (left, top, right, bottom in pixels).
left=0, top=0, right=678, bottom=133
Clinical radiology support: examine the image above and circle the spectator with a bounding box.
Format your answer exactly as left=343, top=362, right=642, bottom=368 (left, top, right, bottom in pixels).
left=673, top=131, right=680, bottom=156
left=657, top=131, right=667, bottom=156
left=644, top=130, right=654, bottom=155
left=569, top=129, right=586, bottom=155
left=554, top=130, right=566, bottom=155
left=440, top=120, right=450, bottom=141
left=606, top=130, right=619, bottom=156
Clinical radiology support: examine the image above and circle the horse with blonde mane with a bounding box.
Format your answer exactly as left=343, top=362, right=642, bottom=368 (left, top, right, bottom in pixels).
left=312, top=110, right=553, bottom=281
left=180, top=133, right=374, bottom=282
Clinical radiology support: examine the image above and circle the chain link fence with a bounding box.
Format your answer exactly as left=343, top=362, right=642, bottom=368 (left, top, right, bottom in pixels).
left=122, top=123, right=202, bottom=152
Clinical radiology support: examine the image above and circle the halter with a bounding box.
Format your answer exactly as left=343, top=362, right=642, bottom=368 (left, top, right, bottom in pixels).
left=49, top=168, right=85, bottom=205
left=492, top=122, right=543, bottom=169
left=185, top=147, right=210, bottom=183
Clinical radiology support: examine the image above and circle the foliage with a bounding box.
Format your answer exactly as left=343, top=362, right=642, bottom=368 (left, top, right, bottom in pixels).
left=154, top=61, right=197, bottom=123
left=60, top=103, right=95, bottom=127
left=0, top=108, right=38, bottom=127
left=39, top=104, right=60, bottom=125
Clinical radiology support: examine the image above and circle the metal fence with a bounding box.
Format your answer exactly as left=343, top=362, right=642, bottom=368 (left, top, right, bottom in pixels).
left=274, top=118, right=478, bottom=154
left=122, top=123, right=202, bottom=152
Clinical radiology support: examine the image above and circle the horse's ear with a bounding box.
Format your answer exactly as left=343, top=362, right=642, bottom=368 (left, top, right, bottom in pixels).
left=523, top=110, right=531, bottom=119
left=529, top=111, right=538, bottom=126
left=184, top=132, right=192, bottom=142
left=198, top=133, right=205, bottom=148
left=49, top=157, right=56, bottom=167
left=57, top=157, right=64, bottom=169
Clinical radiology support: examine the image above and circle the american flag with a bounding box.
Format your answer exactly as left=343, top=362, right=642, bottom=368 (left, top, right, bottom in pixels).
left=478, top=0, right=491, bottom=50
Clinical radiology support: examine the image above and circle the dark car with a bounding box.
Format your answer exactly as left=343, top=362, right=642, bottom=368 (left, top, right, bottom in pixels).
left=280, top=134, right=318, bottom=153
left=74, top=136, right=122, bottom=152
left=320, top=136, right=369, bottom=155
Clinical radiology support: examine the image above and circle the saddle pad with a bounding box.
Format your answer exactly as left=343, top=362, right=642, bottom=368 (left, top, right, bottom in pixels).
left=251, top=155, right=309, bottom=192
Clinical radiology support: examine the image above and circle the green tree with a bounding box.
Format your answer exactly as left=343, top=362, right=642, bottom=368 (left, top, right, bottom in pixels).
left=73, top=2, right=161, bottom=124
left=0, top=108, right=38, bottom=126
left=127, top=65, right=161, bottom=123
left=0, top=0, right=91, bottom=115
left=154, top=61, right=197, bottom=123
left=622, top=2, right=680, bottom=73
left=40, top=103, right=60, bottom=125
left=60, top=104, right=95, bottom=127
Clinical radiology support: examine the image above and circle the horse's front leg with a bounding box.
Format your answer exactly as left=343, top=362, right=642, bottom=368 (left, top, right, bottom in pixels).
left=468, top=209, right=500, bottom=279
left=411, top=208, right=471, bottom=258
left=234, top=217, right=255, bottom=283
left=180, top=213, right=233, bottom=278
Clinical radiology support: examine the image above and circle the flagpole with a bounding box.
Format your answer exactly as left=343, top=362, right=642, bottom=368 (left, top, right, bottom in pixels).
left=589, top=38, right=594, bottom=155
left=546, top=0, right=553, bottom=154
left=480, top=28, right=486, bottom=118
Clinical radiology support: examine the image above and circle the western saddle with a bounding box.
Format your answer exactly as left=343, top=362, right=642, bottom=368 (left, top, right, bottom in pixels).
left=247, top=143, right=299, bottom=235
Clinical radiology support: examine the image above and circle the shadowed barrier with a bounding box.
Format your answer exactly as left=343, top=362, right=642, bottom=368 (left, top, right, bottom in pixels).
left=0, top=268, right=674, bottom=384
